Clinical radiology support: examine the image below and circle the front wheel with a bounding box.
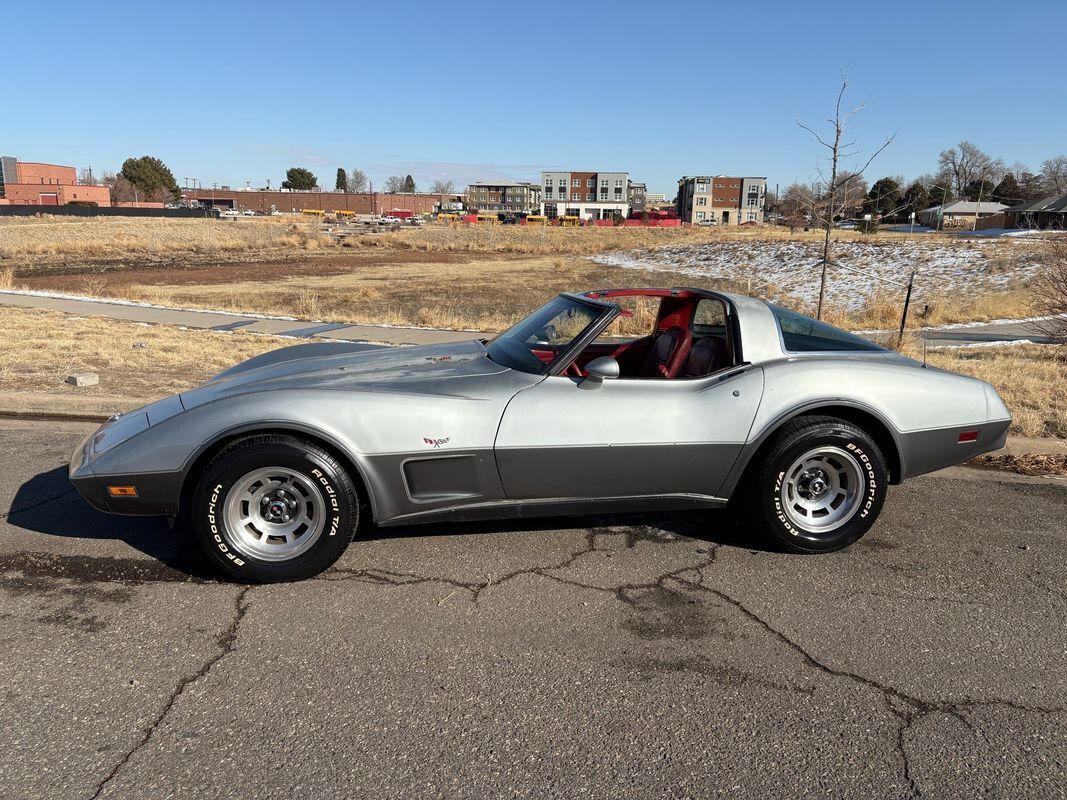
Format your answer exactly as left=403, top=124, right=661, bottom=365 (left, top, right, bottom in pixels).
left=744, top=416, right=887, bottom=553
left=191, top=434, right=360, bottom=582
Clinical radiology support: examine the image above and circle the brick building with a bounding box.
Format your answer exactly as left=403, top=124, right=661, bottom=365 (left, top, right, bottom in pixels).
left=0, top=156, right=111, bottom=206
left=181, top=188, right=448, bottom=216
left=676, top=175, right=766, bottom=225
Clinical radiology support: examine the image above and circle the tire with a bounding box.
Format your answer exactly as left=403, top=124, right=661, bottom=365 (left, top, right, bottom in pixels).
left=743, top=415, right=887, bottom=553
left=191, top=434, right=360, bottom=582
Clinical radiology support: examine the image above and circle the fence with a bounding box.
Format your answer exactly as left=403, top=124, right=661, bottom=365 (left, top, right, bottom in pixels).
left=0, top=204, right=218, bottom=219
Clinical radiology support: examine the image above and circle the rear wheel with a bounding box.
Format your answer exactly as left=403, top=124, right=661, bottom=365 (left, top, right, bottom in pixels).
left=192, top=434, right=360, bottom=582
left=744, top=416, right=887, bottom=553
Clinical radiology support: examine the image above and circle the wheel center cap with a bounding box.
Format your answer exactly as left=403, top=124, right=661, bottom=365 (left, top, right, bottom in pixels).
left=267, top=500, right=288, bottom=519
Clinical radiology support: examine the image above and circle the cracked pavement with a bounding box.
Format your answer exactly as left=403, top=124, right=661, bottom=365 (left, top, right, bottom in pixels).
left=1, top=424, right=1065, bottom=799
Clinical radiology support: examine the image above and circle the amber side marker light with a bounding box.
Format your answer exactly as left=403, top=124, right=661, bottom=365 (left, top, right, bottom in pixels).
left=107, top=486, right=139, bottom=498
left=957, top=431, right=979, bottom=444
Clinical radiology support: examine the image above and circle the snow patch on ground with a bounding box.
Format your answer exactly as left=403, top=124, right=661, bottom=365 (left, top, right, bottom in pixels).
left=589, top=239, right=1040, bottom=309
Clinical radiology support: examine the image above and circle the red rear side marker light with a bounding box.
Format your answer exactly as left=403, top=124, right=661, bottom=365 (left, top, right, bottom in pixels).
left=958, top=430, right=979, bottom=444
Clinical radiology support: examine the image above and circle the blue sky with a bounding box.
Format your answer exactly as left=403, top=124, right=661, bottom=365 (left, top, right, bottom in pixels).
left=6, top=0, right=1066, bottom=195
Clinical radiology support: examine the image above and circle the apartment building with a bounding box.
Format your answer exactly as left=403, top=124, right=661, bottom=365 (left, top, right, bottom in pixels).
left=676, top=175, right=767, bottom=224
left=628, top=181, right=647, bottom=215
left=540, top=170, right=630, bottom=220
left=463, top=181, right=541, bottom=214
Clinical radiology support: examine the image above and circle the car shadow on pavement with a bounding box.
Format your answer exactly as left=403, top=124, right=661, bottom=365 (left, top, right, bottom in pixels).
left=8, top=466, right=218, bottom=581
left=369, top=507, right=775, bottom=553
left=9, top=467, right=775, bottom=583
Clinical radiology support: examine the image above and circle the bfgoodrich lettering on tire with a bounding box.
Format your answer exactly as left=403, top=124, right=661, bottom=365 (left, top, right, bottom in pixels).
left=744, top=415, right=887, bottom=553
left=192, top=434, right=360, bottom=582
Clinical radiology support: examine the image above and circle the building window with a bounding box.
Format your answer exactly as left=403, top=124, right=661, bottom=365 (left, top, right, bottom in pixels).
left=747, top=211, right=757, bottom=221
left=601, top=179, right=608, bottom=187
left=572, top=179, right=581, bottom=187
left=614, top=179, right=623, bottom=187
left=558, top=179, right=566, bottom=187
left=614, top=188, right=622, bottom=197
left=572, top=193, right=580, bottom=201
left=586, top=193, right=593, bottom=201
left=696, top=211, right=705, bottom=221
left=587, top=178, right=594, bottom=187
left=600, top=190, right=608, bottom=199
left=748, top=196, right=758, bottom=206
left=697, top=197, right=707, bottom=206
left=696, top=183, right=707, bottom=192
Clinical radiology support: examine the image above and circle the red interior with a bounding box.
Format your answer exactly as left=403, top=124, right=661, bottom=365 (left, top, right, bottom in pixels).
left=552, top=289, right=734, bottom=380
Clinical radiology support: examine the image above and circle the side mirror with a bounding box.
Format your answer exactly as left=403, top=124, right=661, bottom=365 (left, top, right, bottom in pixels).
left=579, top=357, right=620, bottom=390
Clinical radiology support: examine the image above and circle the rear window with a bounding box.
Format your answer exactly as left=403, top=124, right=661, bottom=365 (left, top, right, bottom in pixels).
left=769, top=304, right=884, bottom=353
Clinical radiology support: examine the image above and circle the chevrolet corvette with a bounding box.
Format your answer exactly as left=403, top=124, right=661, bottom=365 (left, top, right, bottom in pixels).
left=70, top=288, right=1011, bottom=581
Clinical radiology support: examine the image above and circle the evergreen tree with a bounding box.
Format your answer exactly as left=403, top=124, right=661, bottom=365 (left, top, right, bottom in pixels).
left=335, top=168, right=348, bottom=193
left=963, top=177, right=996, bottom=201
left=281, top=168, right=317, bottom=190
left=119, top=155, right=180, bottom=202
left=991, top=174, right=1021, bottom=206
left=402, top=174, right=416, bottom=193
left=901, top=181, right=930, bottom=217
left=863, top=177, right=902, bottom=217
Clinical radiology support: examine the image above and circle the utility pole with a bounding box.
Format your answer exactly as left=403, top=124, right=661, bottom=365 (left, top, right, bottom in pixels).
left=972, top=173, right=987, bottom=232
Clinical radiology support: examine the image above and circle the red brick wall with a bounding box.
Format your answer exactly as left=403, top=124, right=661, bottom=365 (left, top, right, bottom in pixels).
left=0, top=183, right=110, bottom=205
left=17, top=162, right=77, bottom=185
left=181, top=190, right=445, bottom=215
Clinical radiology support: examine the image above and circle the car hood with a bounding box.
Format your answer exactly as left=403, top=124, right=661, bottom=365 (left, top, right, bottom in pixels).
left=180, top=338, right=511, bottom=409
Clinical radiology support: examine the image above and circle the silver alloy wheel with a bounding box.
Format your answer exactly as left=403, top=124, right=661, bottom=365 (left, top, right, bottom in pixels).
left=779, top=446, right=865, bottom=534
left=223, top=467, right=327, bottom=561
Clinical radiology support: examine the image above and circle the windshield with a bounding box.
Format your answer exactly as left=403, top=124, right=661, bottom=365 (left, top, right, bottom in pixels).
left=486, top=295, right=608, bottom=374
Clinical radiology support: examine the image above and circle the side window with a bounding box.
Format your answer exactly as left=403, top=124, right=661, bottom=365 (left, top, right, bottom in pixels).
left=769, top=304, right=884, bottom=352
left=691, top=298, right=727, bottom=337
left=592, top=296, right=660, bottom=344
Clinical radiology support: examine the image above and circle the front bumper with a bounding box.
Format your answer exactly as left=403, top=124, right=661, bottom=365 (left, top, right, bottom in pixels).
left=68, top=427, right=183, bottom=517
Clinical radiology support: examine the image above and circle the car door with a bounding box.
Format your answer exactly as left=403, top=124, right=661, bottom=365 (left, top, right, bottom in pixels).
left=493, top=366, right=764, bottom=501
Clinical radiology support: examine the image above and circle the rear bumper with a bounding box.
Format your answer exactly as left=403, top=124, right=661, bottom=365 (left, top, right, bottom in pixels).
left=899, top=418, right=1011, bottom=479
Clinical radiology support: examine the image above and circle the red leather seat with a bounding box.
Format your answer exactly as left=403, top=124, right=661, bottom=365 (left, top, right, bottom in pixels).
left=683, top=337, right=730, bottom=378
left=641, top=327, right=692, bottom=378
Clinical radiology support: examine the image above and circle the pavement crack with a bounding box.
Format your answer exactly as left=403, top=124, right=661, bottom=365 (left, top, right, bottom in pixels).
left=0, top=487, right=77, bottom=521
left=86, top=585, right=253, bottom=800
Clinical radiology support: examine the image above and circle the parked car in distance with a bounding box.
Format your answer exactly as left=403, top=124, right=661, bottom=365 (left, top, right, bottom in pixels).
left=69, top=287, right=1011, bottom=583
left=220, top=208, right=240, bottom=217
left=242, top=210, right=256, bottom=216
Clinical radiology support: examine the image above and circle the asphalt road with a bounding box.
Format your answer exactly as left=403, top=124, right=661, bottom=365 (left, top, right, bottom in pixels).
left=2, top=423, right=1065, bottom=799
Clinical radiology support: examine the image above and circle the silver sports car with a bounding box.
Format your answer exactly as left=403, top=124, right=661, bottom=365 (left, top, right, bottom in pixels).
left=70, top=288, right=1011, bottom=581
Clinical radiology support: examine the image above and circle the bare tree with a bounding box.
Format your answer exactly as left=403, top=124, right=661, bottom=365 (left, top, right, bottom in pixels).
left=430, top=179, right=455, bottom=195
left=938, top=142, right=1004, bottom=198
left=779, top=183, right=814, bottom=233
left=1034, top=238, right=1067, bottom=343
left=797, top=77, right=895, bottom=318
left=349, top=168, right=368, bottom=193
left=1040, top=156, right=1067, bottom=195
left=383, top=175, right=406, bottom=193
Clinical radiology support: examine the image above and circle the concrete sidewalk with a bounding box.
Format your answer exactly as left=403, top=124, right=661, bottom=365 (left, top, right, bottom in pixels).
left=0, top=290, right=484, bottom=346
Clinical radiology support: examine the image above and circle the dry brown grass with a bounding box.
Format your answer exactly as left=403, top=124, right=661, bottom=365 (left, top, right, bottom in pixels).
left=1, top=307, right=1063, bottom=441
left=816, top=288, right=1037, bottom=332
left=357, top=221, right=866, bottom=256
left=103, top=253, right=747, bottom=333
left=0, top=215, right=334, bottom=272
left=0, top=306, right=283, bottom=397
left=919, top=343, right=1067, bottom=438
left=973, top=453, right=1067, bottom=477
